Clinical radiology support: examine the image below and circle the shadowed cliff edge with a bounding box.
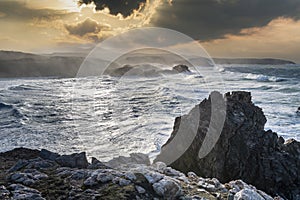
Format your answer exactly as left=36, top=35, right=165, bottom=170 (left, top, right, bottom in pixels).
left=155, top=91, right=300, bottom=199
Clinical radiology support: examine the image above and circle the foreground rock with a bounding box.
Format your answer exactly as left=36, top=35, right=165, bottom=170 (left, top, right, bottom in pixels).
left=156, top=91, right=300, bottom=199
left=0, top=148, right=274, bottom=199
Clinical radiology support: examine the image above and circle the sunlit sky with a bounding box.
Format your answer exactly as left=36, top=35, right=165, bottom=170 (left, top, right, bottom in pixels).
left=1, top=0, right=300, bottom=62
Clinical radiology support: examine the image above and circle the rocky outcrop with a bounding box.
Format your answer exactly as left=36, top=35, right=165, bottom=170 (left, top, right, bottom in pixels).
left=155, top=91, right=300, bottom=199
left=0, top=148, right=275, bottom=200
left=172, top=65, right=191, bottom=73
left=107, top=64, right=192, bottom=77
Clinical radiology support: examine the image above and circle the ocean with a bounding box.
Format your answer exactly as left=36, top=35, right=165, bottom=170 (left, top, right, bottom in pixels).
left=0, top=64, right=299, bottom=161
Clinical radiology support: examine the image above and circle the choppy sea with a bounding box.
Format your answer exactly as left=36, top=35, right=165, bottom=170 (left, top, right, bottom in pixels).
left=0, top=64, right=299, bottom=161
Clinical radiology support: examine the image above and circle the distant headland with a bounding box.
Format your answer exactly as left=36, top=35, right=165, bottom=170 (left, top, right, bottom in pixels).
left=0, top=51, right=296, bottom=78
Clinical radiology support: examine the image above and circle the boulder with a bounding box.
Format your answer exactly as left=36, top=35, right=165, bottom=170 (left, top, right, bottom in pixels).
left=155, top=91, right=300, bottom=199
left=152, top=178, right=181, bottom=198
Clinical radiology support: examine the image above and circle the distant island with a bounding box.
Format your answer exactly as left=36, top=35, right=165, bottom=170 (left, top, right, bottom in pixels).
left=213, top=58, right=296, bottom=65
left=0, top=51, right=296, bottom=78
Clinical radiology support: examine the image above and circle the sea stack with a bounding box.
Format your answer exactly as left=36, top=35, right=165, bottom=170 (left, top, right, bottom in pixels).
left=155, top=91, right=300, bottom=200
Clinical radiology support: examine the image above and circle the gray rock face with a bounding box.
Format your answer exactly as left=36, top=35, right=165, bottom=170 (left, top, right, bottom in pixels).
left=156, top=91, right=300, bottom=199
left=40, top=149, right=60, bottom=161
left=55, top=152, right=89, bottom=168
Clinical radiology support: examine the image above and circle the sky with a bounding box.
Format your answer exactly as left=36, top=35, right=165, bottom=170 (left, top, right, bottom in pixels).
left=0, top=0, right=300, bottom=62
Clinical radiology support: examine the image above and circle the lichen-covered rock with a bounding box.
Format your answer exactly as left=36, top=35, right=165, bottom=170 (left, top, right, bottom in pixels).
left=156, top=91, right=300, bottom=199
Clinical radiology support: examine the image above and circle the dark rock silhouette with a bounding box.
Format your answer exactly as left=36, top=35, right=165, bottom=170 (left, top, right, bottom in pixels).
left=172, top=64, right=191, bottom=73
left=155, top=91, right=300, bottom=199
left=107, top=64, right=192, bottom=77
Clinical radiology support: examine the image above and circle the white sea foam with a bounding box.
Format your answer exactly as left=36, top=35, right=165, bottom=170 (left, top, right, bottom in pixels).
left=0, top=64, right=299, bottom=161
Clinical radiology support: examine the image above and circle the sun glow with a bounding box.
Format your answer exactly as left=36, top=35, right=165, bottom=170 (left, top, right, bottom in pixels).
left=25, top=0, right=80, bottom=12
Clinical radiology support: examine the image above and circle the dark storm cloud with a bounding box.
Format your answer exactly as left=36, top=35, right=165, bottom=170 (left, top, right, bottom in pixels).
left=64, top=18, right=111, bottom=41
left=65, top=18, right=109, bottom=37
left=152, top=0, right=300, bottom=41
left=0, top=1, right=69, bottom=21
left=78, top=0, right=146, bottom=17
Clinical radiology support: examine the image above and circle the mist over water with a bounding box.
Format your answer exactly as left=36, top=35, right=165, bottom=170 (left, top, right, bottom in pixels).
left=0, top=64, right=299, bottom=161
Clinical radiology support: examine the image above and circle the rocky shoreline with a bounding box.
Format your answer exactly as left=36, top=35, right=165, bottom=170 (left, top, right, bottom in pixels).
left=0, top=91, right=299, bottom=199
left=0, top=148, right=275, bottom=200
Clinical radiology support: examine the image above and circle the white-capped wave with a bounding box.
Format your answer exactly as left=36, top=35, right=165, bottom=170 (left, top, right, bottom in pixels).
left=244, top=73, right=286, bottom=82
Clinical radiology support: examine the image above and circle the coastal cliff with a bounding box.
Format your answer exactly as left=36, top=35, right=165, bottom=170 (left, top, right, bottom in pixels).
left=0, top=51, right=296, bottom=78
left=0, top=91, right=299, bottom=199
left=156, top=91, right=300, bottom=199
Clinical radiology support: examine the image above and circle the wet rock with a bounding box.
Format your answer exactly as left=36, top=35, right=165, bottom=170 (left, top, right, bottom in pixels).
left=0, top=185, right=10, bottom=200
left=39, top=149, right=60, bottom=161
left=105, top=153, right=150, bottom=169
left=163, top=167, right=181, bottom=177
left=8, top=160, right=29, bottom=173
left=156, top=91, right=300, bottom=199
left=26, top=158, right=57, bottom=169
left=234, top=189, right=265, bottom=200
left=8, top=169, right=48, bottom=186
left=172, top=64, right=191, bottom=73
left=88, top=157, right=108, bottom=169
left=153, top=178, right=181, bottom=199
left=70, top=169, right=90, bottom=180
left=125, top=172, right=136, bottom=181
left=144, top=172, right=164, bottom=184
left=96, top=173, right=114, bottom=183
left=55, top=152, right=88, bottom=169
left=153, top=162, right=167, bottom=172
left=118, top=178, right=131, bottom=186
left=135, top=185, right=146, bottom=194
left=83, top=177, right=98, bottom=187
left=8, top=184, right=45, bottom=200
